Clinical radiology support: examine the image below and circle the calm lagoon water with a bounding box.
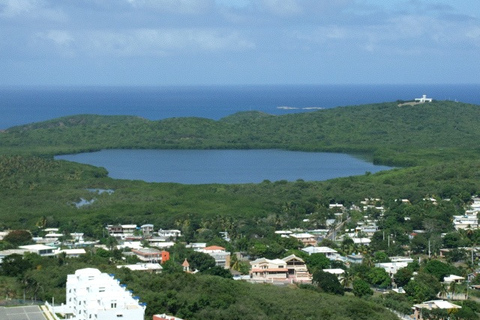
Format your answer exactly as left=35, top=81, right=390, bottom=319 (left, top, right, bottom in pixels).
left=55, top=149, right=392, bottom=184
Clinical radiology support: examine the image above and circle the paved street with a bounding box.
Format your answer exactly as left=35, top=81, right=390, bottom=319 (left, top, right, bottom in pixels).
left=0, top=305, right=47, bottom=320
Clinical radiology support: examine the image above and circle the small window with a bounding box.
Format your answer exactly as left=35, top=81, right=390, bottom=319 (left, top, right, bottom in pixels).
left=99, top=287, right=105, bottom=292
left=116, top=314, right=123, bottom=318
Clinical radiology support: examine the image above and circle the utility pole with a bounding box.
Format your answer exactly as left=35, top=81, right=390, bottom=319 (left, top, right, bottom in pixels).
left=428, top=239, right=431, bottom=259
left=472, top=246, right=474, bottom=266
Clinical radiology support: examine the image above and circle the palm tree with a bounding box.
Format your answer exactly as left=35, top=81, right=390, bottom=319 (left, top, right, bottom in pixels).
left=439, top=283, right=448, bottom=299
left=449, top=281, right=457, bottom=300
left=105, top=236, right=118, bottom=251
left=362, top=254, right=374, bottom=268
left=341, top=269, right=355, bottom=290
left=230, top=253, right=241, bottom=272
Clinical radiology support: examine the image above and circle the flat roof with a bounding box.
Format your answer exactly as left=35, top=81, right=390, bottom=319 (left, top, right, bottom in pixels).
left=20, top=244, right=55, bottom=250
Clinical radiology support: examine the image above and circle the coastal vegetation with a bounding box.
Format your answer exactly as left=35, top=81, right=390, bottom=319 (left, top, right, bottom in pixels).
left=1, top=100, right=480, bottom=165
left=2, top=99, right=480, bottom=318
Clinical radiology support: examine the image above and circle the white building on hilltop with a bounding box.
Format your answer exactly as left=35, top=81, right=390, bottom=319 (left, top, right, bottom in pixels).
left=415, top=94, right=433, bottom=103
left=52, top=268, right=145, bottom=320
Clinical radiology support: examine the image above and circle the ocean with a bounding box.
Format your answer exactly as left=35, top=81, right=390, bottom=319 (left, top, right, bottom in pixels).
left=1, top=84, right=479, bottom=130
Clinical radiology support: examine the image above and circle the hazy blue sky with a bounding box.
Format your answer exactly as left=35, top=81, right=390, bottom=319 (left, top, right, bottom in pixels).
left=1, top=0, right=479, bottom=86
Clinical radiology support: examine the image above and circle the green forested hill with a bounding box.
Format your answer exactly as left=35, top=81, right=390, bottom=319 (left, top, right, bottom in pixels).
left=1, top=101, right=480, bottom=319
left=1, top=100, right=479, bottom=165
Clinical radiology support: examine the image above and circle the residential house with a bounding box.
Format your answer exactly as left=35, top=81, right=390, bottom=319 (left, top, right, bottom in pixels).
left=153, top=314, right=184, bottom=320
left=352, top=238, right=371, bottom=246
left=283, top=254, right=311, bottom=281
left=131, top=248, right=162, bottom=262
left=118, top=263, right=163, bottom=273
left=70, top=233, right=85, bottom=242
left=19, top=244, right=56, bottom=257
left=356, top=223, right=379, bottom=236
left=107, top=224, right=138, bottom=239
left=185, top=243, right=207, bottom=250
left=347, top=254, right=363, bottom=264
left=329, top=203, right=345, bottom=211
left=302, top=246, right=339, bottom=260
left=453, top=214, right=479, bottom=230
left=140, top=224, right=154, bottom=237
left=157, top=229, right=181, bottom=239
left=412, top=300, right=461, bottom=320
left=148, top=240, right=175, bottom=249
left=250, top=254, right=310, bottom=283
left=375, top=261, right=409, bottom=276
left=290, top=233, right=317, bottom=247
left=323, top=268, right=345, bottom=279
left=56, top=248, right=86, bottom=258
left=0, top=249, right=28, bottom=264
left=443, top=275, right=465, bottom=284
left=196, top=245, right=231, bottom=269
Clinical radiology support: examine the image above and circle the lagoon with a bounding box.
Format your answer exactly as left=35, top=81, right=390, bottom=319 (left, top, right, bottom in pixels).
left=55, top=149, right=392, bottom=184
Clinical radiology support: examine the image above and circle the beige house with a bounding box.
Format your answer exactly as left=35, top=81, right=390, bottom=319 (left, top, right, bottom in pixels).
left=290, top=233, right=317, bottom=247
left=412, top=300, right=461, bottom=320
left=250, top=254, right=310, bottom=283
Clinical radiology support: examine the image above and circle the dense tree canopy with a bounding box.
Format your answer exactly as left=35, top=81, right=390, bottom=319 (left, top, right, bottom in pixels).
left=312, top=270, right=344, bottom=295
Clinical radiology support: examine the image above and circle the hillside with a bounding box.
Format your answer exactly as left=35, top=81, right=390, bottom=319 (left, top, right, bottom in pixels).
left=1, top=100, right=480, bottom=165
left=1, top=101, right=480, bottom=319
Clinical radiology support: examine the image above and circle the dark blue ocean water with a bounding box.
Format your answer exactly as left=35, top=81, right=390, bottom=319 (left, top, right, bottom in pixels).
left=1, top=84, right=479, bottom=129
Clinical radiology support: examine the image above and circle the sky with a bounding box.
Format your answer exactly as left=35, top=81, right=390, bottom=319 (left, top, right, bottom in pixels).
left=0, top=0, right=479, bottom=86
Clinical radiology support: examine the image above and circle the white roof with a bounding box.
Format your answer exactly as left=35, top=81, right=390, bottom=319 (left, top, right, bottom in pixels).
left=275, top=230, right=292, bottom=234
left=352, top=238, right=371, bottom=244
left=291, top=233, right=314, bottom=238
left=444, top=274, right=465, bottom=282
left=323, top=268, right=345, bottom=275
left=302, top=246, right=338, bottom=254
left=74, top=267, right=102, bottom=277
left=250, top=258, right=286, bottom=266
left=57, top=249, right=86, bottom=255
left=45, top=233, right=63, bottom=237
left=415, top=300, right=462, bottom=310
left=118, top=263, right=163, bottom=271
left=150, top=242, right=175, bottom=248
left=19, top=244, right=55, bottom=250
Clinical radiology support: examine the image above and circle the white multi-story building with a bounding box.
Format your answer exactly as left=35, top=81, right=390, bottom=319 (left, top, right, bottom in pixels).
left=57, top=268, right=145, bottom=320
